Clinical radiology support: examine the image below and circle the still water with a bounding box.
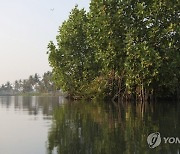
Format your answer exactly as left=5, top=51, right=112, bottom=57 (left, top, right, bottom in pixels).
left=0, top=96, right=179, bottom=154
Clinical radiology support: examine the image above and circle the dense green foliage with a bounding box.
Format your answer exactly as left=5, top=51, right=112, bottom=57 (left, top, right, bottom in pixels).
left=0, top=71, right=56, bottom=95
left=48, top=0, right=180, bottom=101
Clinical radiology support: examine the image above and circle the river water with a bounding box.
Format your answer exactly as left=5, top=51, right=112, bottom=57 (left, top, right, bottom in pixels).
left=0, top=96, right=179, bottom=154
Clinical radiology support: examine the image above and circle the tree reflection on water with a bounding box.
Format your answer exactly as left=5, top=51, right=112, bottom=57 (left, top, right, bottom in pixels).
left=47, top=101, right=180, bottom=154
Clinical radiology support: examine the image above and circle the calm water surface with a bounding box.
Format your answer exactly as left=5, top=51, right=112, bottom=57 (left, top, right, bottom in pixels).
left=0, top=96, right=179, bottom=154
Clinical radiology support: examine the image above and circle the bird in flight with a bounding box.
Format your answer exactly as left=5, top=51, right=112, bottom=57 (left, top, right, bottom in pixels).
left=50, top=8, right=54, bottom=11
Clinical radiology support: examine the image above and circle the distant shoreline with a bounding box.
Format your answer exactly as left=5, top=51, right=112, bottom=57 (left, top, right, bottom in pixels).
left=0, top=92, right=66, bottom=97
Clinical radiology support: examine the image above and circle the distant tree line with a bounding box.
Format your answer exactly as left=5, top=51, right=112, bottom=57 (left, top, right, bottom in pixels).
left=0, top=71, right=56, bottom=95
left=47, top=0, right=180, bottom=102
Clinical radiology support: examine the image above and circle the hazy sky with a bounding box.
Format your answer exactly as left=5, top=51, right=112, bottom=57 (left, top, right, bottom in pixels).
left=0, top=0, right=90, bottom=85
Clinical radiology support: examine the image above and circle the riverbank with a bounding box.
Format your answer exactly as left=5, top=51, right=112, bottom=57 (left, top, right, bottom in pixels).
left=0, top=91, right=66, bottom=97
